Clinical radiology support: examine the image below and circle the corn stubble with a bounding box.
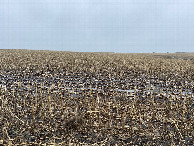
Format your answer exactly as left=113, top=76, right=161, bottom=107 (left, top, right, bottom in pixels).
left=0, top=49, right=193, bottom=145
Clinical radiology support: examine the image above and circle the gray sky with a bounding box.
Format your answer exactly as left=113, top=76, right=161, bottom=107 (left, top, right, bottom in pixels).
left=0, top=0, right=194, bottom=53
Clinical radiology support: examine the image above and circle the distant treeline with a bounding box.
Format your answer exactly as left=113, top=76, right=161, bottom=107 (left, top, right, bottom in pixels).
left=175, top=52, right=194, bottom=53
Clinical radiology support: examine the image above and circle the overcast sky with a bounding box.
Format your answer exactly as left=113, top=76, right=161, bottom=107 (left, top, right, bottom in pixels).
left=0, top=0, right=194, bottom=53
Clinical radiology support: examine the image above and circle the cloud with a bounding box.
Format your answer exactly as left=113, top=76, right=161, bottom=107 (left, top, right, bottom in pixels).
left=0, top=0, right=194, bottom=52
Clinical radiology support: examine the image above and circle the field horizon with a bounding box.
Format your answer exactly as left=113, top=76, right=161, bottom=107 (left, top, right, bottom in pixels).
left=1, top=48, right=194, bottom=54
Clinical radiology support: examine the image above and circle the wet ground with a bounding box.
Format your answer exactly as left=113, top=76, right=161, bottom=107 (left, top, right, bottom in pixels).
left=0, top=50, right=193, bottom=145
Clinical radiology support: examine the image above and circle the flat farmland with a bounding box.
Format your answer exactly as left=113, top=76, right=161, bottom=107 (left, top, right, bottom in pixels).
left=0, top=49, right=193, bottom=145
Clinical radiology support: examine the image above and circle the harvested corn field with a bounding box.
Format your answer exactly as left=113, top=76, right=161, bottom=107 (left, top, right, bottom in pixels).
left=0, top=49, right=193, bottom=145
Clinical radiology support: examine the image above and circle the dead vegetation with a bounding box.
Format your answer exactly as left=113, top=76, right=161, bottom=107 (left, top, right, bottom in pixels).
left=0, top=49, right=193, bottom=145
